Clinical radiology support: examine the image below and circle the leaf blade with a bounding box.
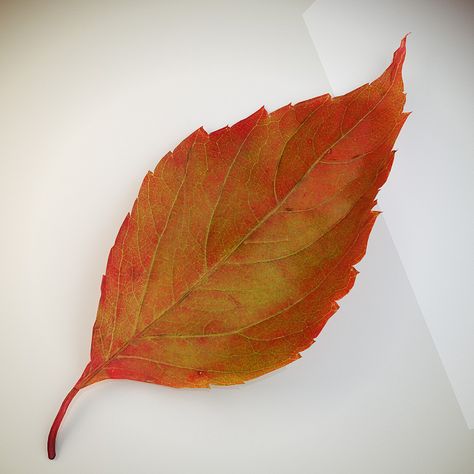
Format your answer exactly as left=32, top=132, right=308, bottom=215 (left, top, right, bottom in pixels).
left=48, top=37, right=409, bottom=458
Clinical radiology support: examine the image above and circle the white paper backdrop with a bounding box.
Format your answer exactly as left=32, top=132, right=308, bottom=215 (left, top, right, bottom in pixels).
left=1, top=1, right=472, bottom=473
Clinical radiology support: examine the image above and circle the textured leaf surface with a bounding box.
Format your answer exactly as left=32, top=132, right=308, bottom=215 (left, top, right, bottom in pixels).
left=48, top=38, right=408, bottom=458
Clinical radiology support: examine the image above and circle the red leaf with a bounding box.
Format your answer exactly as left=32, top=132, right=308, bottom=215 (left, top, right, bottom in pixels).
left=48, top=37, right=409, bottom=459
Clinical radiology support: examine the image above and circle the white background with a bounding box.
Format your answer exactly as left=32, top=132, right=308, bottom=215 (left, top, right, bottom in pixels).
left=1, top=1, right=472, bottom=473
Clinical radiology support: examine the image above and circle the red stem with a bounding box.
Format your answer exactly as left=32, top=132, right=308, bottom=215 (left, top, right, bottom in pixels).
left=47, top=386, right=79, bottom=459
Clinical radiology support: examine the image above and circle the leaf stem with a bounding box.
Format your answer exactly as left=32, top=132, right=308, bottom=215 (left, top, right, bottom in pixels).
left=47, top=386, right=79, bottom=459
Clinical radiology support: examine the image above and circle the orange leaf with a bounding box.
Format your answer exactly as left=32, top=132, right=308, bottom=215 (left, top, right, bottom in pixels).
left=48, top=37, right=409, bottom=459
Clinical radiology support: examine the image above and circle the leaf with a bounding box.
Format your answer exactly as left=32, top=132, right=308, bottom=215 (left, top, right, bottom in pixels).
left=48, top=37, right=409, bottom=459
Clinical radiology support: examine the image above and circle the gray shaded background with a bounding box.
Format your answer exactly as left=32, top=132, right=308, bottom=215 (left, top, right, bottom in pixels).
left=305, top=0, right=474, bottom=431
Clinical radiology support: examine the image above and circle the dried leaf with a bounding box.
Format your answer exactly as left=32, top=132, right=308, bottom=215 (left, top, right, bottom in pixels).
left=48, top=38, right=409, bottom=459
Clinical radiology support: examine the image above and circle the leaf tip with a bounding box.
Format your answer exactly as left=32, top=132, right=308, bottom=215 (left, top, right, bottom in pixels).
left=393, top=35, right=408, bottom=68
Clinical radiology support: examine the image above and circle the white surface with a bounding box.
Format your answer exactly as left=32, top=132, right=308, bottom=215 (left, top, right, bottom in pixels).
left=304, top=0, right=474, bottom=429
left=1, top=1, right=473, bottom=473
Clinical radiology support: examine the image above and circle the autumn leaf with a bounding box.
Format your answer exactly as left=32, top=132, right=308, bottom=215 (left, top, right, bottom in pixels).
left=48, top=37, right=409, bottom=459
